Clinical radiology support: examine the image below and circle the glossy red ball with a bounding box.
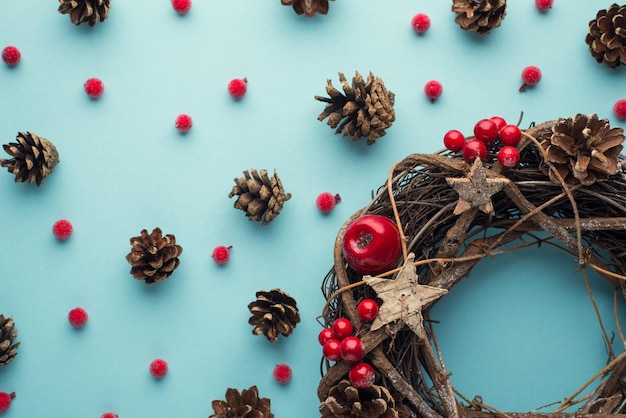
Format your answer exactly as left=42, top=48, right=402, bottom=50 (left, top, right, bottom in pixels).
left=322, top=339, right=341, bottom=361
left=424, top=80, right=443, bottom=102
left=461, top=139, right=487, bottom=163
left=490, top=116, right=507, bottom=131
left=443, top=129, right=465, bottom=151
left=499, top=124, right=522, bottom=146
left=357, top=299, right=379, bottom=322
left=340, top=336, right=365, bottom=362
left=497, top=146, right=521, bottom=168
left=349, top=362, right=376, bottom=389
left=474, top=119, right=499, bottom=143
left=331, top=318, right=353, bottom=340
left=318, top=328, right=335, bottom=345
left=316, top=192, right=340, bottom=214
left=520, top=66, right=542, bottom=92
left=411, top=13, right=431, bottom=34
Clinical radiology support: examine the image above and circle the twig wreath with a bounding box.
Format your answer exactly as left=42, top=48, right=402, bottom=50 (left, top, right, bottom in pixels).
left=318, top=114, right=626, bottom=417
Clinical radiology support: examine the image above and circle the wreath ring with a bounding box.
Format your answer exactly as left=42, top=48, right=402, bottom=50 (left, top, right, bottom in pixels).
left=318, top=116, right=626, bottom=417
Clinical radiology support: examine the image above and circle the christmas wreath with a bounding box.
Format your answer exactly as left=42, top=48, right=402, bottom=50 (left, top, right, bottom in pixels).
left=318, top=114, right=626, bottom=417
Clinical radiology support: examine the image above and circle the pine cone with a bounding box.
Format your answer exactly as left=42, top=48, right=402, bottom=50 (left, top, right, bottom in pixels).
left=281, top=0, right=333, bottom=18
left=248, top=289, right=300, bottom=342
left=451, top=0, right=506, bottom=35
left=210, top=386, right=274, bottom=418
left=58, top=0, right=110, bottom=27
left=585, top=4, right=626, bottom=68
left=320, top=379, right=400, bottom=418
left=0, top=315, right=20, bottom=367
left=125, top=228, right=183, bottom=284
left=315, top=71, right=395, bottom=145
left=228, top=169, right=291, bottom=226
left=0, top=132, right=59, bottom=186
left=540, top=114, right=624, bottom=186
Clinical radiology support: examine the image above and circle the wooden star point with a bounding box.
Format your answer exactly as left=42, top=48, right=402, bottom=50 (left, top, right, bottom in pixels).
left=446, top=159, right=509, bottom=215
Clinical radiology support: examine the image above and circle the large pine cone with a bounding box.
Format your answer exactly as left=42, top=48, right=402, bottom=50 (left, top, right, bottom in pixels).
left=126, top=228, right=183, bottom=284
left=58, top=0, right=110, bottom=27
left=0, top=315, right=20, bottom=367
left=228, top=169, right=291, bottom=226
left=451, top=0, right=507, bottom=35
left=585, top=4, right=626, bottom=68
left=248, top=289, right=300, bottom=342
left=0, top=132, right=59, bottom=186
left=315, top=71, right=395, bottom=145
left=540, top=114, right=624, bottom=186
left=210, top=386, right=274, bottom=418
left=281, top=0, right=334, bottom=18
left=320, top=379, right=400, bottom=418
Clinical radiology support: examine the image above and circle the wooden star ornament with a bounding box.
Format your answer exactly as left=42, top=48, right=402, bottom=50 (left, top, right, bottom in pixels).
left=446, top=158, right=510, bottom=215
left=364, top=253, right=447, bottom=339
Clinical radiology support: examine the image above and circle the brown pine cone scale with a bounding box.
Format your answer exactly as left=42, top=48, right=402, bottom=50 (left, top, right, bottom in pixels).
left=229, top=169, right=291, bottom=226
left=126, top=228, right=183, bottom=284
left=585, top=4, right=626, bottom=68
left=281, top=0, right=333, bottom=18
left=0, top=315, right=20, bottom=367
left=452, top=0, right=507, bottom=35
left=0, top=132, right=59, bottom=186
left=58, top=0, right=110, bottom=27
left=210, top=386, right=274, bottom=418
left=320, top=379, right=400, bottom=418
left=248, top=289, right=300, bottom=342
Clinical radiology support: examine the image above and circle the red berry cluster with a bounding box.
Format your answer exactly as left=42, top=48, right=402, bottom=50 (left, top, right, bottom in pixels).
left=443, top=116, right=522, bottom=168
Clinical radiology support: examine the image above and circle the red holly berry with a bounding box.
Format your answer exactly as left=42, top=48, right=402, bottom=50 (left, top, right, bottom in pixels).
left=101, top=413, right=118, bottom=418
left=443, top=129, right=465, bottom=151
left=519, top=66, right=541, bottom=92
left=318, top=328, right=335, bottom=345
left=348, top=362, right=375, bottom=389
left=228, top=78, right=247, bottom=99
left=474, top=119, right=499, bottom=143
left=322, top=339, right=341, bottom=361
left=2, top=46, right=20, bottom=66
left=340, top=336, right=365, bottom=362
left=52, top=219, right=73, bottom=240
left=331, top=318, right=353, bottom=340
left=68, top=307, right=88, bottom=328
left=150, top=358, right=168, bottom=378
left=84, top=78, right=104, bottom=98
left=212, top=245, right=232, bottom=265
left=411, top=13, right=431, bottom=34
left=175, top=114, right=193, bottom=133
left=172, top=0, right=191, bottom=14
left=490, top=116, right=507, bottom=131
left=273, top=364, right=292, bottom=384
left=461, top=139, right=487, bottom=163
left=316, top=192, right=341, bottom=214
left=499, top=124, right=522, bottom=146
left=613, top=99, right=626, bottom=120
left=424, top=80, right=443, bottom=103
left=0, top=392, right=15, bottom=413
left=497, top=146, right=520, bottom=168
left=535, top=0, right=553, bottom=12
left=357, top=299, right=379, bottom=322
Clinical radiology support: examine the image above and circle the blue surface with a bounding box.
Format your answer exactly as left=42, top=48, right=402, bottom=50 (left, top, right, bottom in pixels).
left=1, top=1, right=626, bottom=416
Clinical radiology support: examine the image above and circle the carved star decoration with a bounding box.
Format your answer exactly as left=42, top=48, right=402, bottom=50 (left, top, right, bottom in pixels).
left=446, top=158, right=510, bottom=215
left=364, top=253, right=447, bottom=339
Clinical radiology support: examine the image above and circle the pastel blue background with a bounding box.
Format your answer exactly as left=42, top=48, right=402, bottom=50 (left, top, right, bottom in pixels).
left=1, top=1, right=625, bottom=416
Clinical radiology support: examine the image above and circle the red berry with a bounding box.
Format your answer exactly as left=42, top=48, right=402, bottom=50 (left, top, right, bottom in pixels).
left=318, top=328, right=335, bottom=345
left=2, top=46, right=20, bottom=66
left=490, top=116, right=507, bottom=131
left=497, top=146, right=520, bottom=168
left=150, top=358, right=168, bottom=378
left=316, top=192, right=341, bottom=214
left=84, top=78, right=104, bottom=98
left=411, top=13, right=430, bottom=34
left=535, top=0, right=553, bottom=12
left=175, top=114, right=193, bottom=133
left=357, top=299, right=379, bottom=322
left=68, top=307, right=88, bottom=328
left=499, top=124, right=522, bottom=146
left=443, top=129, right=465, bottom=151
left=519, top=66, right=541, bottom=92
left=331, top=318, right=353, bottom=340
left=52, top=219, right=73, bottom=240
left=228, top=78, right=247, bottom=99
left=614, top=99, right=626, bottom=120
left=424, top=80, right=443, bottom=103
left=0, top=392, right=15, bottom=413
left=340, top=336, right=365, bottom=362
left=212, top=245, right=232, bottom=265
left=273, top=364, right=292, bottom=384
left=461, top=139, right=487, bottom=163
left=322, top=339, right=341, bottom=361
left=172, top=0, right=191, bottom=14
left=101, top=413, right=118, bottom=418
left=474, top=119, right=499, bottom=143
left=348, top=363, right=375, bottom=389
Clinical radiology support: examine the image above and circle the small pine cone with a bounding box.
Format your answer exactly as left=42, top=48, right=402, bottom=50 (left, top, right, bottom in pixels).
left=210, top=386, right=274, bottom=418
left=0, top=132, right=59, bottom=186
left=281, top=0, right=334, bottom=18
left=248, top=289, right=300, bottom=342
left=585, top=4, right=626, bottom=68
left=58, top=0, right=110, bottom=27
left=540, top=114, right=624, bottom=186
left=0, top=315, right=20, bottom=367
left=316, top=72, right=395, bottom=145
left=451, top=0, right=506, bottom=35
left=126, top=227, right=183, bottom=284
left=228, top=169, right=291, bottom=226
left=320, top=379, right=400, bottom=418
